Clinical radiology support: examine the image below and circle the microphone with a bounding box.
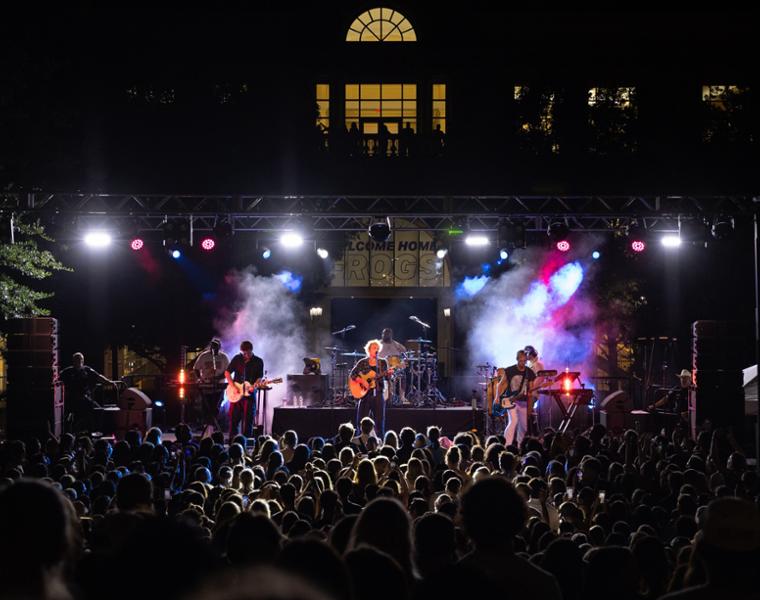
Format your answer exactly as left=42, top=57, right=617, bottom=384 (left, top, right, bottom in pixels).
left=409, top=315, right=417, bottom=321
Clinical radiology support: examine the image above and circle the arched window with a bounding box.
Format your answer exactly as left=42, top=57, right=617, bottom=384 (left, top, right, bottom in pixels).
left=346, top=8, right=417, bottom=42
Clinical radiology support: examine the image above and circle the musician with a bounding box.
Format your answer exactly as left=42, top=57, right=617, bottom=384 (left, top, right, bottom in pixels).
left=59, top=352, right=122, bottom=433
left=648, top=368, right=691, bottom=416
left=224, top=340, right=264, bottom=438
left=378, top=328, right=407, bottom=402
left=525, top=345, right=545, bottom=433
left=350, top=339, right=389, bottom=436
left=193, top=338, right=230, bottom=434
left=500, top=349, right=537, bottom=445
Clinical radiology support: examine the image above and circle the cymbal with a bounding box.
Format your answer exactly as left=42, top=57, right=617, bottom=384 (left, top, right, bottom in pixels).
left=476, top=364, right=491, bottom=369
left=341, top=352, right=365, bottom=358
left=324, top=346, right=341, bottom=352
left=406, top=338, right=432, bottom=344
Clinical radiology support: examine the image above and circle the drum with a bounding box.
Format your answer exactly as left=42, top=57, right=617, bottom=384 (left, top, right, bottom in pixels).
left=387, top=355, right=406, bottom=370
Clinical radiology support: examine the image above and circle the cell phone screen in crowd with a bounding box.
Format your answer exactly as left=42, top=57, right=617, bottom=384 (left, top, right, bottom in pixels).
left=598, top=491, right=605, bottom=503
left=567, top=487, right=574, bottom=500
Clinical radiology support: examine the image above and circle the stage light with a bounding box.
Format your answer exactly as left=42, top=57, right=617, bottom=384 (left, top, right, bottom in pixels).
left=443, top=307, right=451, bottom=317
left=262, top=247, right=272, bottom=259
left=547, top=221, right=569, bottom=241
left=317, top=247, right=329, bottom=259
left=562, top=375, right=573, bottom=394
left=556, top=240, right=571, bottom=252
left=465, top=234, right=489, bottom=247
left=309, top=307, right=323, bottom=318
left=179, top=369, right=186, bottom=384
left=368, top=217, right=392, bottom=243
left=154, top=400, right=164, bottom=408
left=661, top=234, right=682, bottom=248
left=436, top=248, right=448, bottom=259
left=630, top=240, right=646, bottom=253
left=200, top=237, right=216, bottom=251
left=171, top=249, right=182, bottom=259
left=281, top=232, right=304, bottom=248
left=711, top=216, right=735, bottom=240
left=680, top=218, right=710, bottom=246
left=130, top=238, right=145, bottom=251
left=592, top=251, right=601, bottom=260
left=499, top=248, right=509, bottom=260
left=84, top=231, right=112, bottom=248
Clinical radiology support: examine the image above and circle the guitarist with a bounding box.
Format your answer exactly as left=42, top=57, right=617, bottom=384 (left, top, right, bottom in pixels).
left=500, top=349, right=537, bottom=446
left=224, top=340, right=264, bottom=438
left=350, top=339, right=389, bottom=437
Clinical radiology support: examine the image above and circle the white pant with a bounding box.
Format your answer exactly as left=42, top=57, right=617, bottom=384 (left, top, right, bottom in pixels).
left=504, top=402, right=528, bottom=445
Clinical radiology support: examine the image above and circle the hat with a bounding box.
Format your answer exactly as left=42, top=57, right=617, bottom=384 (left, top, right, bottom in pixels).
left=678, top=369, right=692, bottom=378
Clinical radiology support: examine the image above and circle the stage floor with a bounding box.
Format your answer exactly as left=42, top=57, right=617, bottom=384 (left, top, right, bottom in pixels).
left=271, top=406, right=485, bottom=439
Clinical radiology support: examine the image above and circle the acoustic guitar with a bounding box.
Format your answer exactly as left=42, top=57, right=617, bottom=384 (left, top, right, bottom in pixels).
left=349, top=368, right=394, bottom=399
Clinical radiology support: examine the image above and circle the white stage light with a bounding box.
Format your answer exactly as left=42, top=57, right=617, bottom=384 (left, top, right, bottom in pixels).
left=84, top=231, right=112, bottom=248
left=465, top=234, right=489, bottom=247
left=661, top=235, right=682, bottom=248
left=281, top=232, right=304, bottom=248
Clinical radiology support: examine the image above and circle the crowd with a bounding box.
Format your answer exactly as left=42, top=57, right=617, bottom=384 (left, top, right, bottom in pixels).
left=1, top=418, right=759, bottom=600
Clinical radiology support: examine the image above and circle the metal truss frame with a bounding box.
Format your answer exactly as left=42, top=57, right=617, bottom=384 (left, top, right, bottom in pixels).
left=1, top=192, right=756, bottom=232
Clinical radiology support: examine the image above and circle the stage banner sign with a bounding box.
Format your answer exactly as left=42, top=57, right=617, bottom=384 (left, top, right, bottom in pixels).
left=331, top=225, right=449, bottom=288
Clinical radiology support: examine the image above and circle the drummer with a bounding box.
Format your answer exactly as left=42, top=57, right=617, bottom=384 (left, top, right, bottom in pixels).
left=378, top=328, right=407, bottom=403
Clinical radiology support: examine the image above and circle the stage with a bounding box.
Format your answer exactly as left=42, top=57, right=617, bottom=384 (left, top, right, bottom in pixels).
left=271, top=406, right=484, bottom=439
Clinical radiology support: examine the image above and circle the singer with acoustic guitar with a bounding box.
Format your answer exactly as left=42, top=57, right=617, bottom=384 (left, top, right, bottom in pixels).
left=224, top=340, right=264, bottom=438
left=349, top=339, right=393, bottom=437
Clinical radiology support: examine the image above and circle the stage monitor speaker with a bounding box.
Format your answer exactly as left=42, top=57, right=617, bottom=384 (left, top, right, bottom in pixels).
left=598, top=390, right=633, bottom=432
left=5, top=318, right=61, bottom=440
left=691, top=321, right=745, bottom=433
left=286, top=374, right=328, bottom=406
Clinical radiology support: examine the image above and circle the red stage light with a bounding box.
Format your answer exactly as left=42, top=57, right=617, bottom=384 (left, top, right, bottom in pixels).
left=130, top=238, right=144, bottom=251
left=556, top=240, right=571, bottom=252
left=200, top=237, right=216, bottom=251
left=179, top=387, right=185, bottom=399
left=179, top=369, right=186, bottom=384
left=631, top=240, right=646, bottom=253
left=563, top=376, right=572, bottom=393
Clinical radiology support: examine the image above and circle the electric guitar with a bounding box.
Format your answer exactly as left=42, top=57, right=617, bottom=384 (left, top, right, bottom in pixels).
left=492, top=379, right=553, bottom=417
left=349, top=368, right=395, bottom=399
left=226, top=377, right=283, bottom=404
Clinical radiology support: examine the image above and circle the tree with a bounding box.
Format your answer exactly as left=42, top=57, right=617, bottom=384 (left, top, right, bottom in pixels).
left=0, top=215, right=71, bottom=320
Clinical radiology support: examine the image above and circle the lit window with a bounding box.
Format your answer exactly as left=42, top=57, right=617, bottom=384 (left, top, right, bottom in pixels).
left=701, top=84, right=751, bottom=144
left=344, top=83, right=416, bottom=133
left=587, top=87, right=638, bottom=153
left=432, top=83, right=446, bottom=134
left=701, top=85, right=746, bottom=110
left=316, top=83, right=330, bottom=133
left=514, top=85, right=559, bottom=154
left=346, top=8, right=417, bottom=42
left=344, top=83, right=417, bottom=156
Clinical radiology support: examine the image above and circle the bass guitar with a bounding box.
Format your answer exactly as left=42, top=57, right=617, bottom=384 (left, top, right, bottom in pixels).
left=492, top=379, right=553, bottom=417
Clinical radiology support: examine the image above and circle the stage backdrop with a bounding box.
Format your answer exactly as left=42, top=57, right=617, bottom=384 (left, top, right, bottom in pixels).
left=330, top=223, right=451, bottom=288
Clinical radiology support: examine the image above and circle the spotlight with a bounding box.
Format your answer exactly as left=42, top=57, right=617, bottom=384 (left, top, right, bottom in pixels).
left=592, top=250, right=601, bottom=260
left=711, top=216, right=735, bottom=240
left=84, top=231, right=112, bottom=248
left=679, top=218, right=710, bottom=246
left=171, top=249, right=182, bottom=259
left=436, top=248, right=448, bottom=259
left=661, top=234, right=682, bottom=248
left=547, top=221, right=569, bottom=241
left=465, top=234, right=489, bottom=247
left=281, top=232, right=304, bottom=248
left=556, top=240, right=571, bottom=252
left=130, top=238, right=145, bottom=251
left=499, top=248, right=509, bottom=260
left=317, top=247, right=329, bottom=259
left=200, top=237, right=216, bottom=251
left=262, top=247, right=272, bottom=259
left=630, top=240, right=646, bottom=253
left=368, top=217, right=392, bottom=243
left=626, top=221, right=647, bottom=252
